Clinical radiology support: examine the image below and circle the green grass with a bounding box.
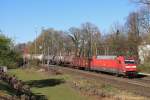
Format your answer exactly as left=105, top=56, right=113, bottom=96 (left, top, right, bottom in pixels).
left=8, top=68, right=88, bottom=100
left=138, top=63, right=150, bottom=73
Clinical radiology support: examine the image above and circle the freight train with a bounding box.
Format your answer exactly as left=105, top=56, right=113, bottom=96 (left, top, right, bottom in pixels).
left=44, top=55, right=137, bottom=77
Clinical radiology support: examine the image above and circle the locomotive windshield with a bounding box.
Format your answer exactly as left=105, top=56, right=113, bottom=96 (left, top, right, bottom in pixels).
left=125, top=60, right=135, bottom=64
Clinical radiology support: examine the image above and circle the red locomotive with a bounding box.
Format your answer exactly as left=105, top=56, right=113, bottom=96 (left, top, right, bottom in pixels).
left=72, top=56, right=137, bottom=76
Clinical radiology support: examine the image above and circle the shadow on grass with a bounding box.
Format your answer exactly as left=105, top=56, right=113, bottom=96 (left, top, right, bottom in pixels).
left=25, top=78, right=65, bottom=100
left=31, top=93, right=48, bottom=100
left=26, top=78, right=65, bottom=88
left=0, top=81, right=16, bottom=96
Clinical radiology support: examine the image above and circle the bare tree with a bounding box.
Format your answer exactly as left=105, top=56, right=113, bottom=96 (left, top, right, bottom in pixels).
left=104, top=28, right=127, bottom=56
left=68, top=27, right=81, bottom=57
left=125, top=12, right=142, bottom=58
left=68, top=22, right=101, bottom=57
left=131, top=0, right=150, bottom=43
left=81, top=22, right=101, bottom=57
left=131, top=0, right=150, bottom=5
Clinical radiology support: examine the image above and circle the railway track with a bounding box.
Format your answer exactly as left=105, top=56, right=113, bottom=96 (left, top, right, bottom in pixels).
left=133, top=77, right=150, bottom=85
left=49, top=65, right=150, bottom=97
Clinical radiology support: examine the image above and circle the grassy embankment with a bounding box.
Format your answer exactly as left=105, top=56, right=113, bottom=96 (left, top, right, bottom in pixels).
left=7, top=68, right=89, bottom=100
left=0, top=68, right=148, bottom=100
left=138, top=63, right=150, bottom=73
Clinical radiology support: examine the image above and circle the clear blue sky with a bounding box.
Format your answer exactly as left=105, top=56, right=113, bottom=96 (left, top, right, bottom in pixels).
left=0, top=0, right=137, bottom=43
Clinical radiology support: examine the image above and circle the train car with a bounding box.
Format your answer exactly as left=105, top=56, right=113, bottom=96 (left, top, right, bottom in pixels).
left=44, top=55, right=54, bottom=64
left=72, top=56, right=137, bottom=77
left=53, top=56, right=64, bottom=65
left=63, top=55, right=74, bottom=65
left=72, top=57, right=89, bottom=69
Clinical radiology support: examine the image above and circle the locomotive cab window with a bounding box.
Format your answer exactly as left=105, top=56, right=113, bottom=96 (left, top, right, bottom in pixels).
left=125, top=60, right=135, bottom=64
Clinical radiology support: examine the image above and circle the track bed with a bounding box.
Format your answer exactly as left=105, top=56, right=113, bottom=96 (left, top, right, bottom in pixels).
left=47, top=65, right=150, bottom=97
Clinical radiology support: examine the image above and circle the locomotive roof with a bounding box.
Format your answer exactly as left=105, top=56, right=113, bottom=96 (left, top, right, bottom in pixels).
left=96, top=55, right=117, bottom=59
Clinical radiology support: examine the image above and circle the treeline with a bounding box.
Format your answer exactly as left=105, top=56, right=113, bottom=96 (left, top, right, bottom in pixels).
left=28, top=23, right=101, bottom=57
left=27, top=1, right=150, bottom=61
left=0, top=34, right=23, bottom=68
left=1, top=0, right=150, bottom=69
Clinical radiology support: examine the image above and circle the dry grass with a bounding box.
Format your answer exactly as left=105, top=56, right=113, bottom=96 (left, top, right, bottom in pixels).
left=68, top=73, right=148, bottom=100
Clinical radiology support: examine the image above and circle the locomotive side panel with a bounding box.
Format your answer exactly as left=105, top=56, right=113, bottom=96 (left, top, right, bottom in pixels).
left=91, top=57, right=120, bottom=74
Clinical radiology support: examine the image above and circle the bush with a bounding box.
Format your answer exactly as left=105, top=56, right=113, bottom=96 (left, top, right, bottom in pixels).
left=0, top=34, right=22, bottom=69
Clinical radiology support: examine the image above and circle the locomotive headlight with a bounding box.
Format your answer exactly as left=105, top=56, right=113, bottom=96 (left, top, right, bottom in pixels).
left=125, top=66, right=136, bottom=68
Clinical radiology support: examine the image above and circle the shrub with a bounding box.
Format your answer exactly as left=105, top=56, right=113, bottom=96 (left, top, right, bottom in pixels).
left=0, top=34, right=22, bottom=69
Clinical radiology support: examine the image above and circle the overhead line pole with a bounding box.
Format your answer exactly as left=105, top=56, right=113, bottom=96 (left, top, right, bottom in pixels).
left=35, top=27, right=37, bottom=56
